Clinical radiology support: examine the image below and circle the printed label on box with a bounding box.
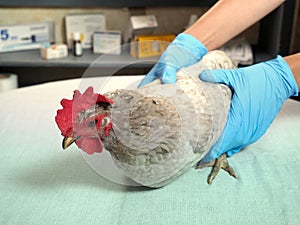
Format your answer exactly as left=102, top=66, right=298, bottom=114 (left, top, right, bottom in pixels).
left=0, top=22, right=51, bottom=52
left=130, top=34, right=175, bottom=58
left=65, top=14, right=106, bottom=49
left=93, top=31, right=121, bottom=55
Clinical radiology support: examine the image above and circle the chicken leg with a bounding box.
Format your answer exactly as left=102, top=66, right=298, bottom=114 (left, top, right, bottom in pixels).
left=196, top=153, right=237, bottom=184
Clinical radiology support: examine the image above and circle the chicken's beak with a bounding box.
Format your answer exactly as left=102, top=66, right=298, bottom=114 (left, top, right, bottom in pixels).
left=62, top=136, right=76, bottom=149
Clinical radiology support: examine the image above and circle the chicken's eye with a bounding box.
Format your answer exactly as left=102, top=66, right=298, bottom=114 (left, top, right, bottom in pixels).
left=88, top=119, right=97, bottom=127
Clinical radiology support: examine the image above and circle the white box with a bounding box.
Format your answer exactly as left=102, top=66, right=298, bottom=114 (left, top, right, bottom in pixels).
left=40, top=44, right=68, bottom=60
left=123, top=15, right=158, bottom=43
left=130, top=15, right=158, bottom=30
left=65, top=13, right=106, bottom=49
left=0, top=22, right=52, bottom=53
left=93, top=31, right=121, bottom=55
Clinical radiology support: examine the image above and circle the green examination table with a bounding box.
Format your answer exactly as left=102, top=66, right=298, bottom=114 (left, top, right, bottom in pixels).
left=1, top=76, right=300, bottom=225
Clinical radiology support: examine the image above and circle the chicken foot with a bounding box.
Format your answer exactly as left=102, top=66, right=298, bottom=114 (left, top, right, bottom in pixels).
left=196, top=153, right=237, bottom=184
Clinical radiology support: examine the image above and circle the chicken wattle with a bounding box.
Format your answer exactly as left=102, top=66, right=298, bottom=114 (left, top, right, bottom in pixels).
left=55, top=50, right=237, bottom=187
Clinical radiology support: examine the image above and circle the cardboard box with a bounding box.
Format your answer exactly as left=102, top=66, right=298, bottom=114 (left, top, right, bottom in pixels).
left=65, top=13, right=106, bottom=49
left=40, top=44, right=68, bottom=60
left=130, top=34, right=175, bottom=58
left=123, top=15, right=158, bottom=43
left=93, top=31, right=121, bottom=55
left=0, top=22, right=52, bottom=53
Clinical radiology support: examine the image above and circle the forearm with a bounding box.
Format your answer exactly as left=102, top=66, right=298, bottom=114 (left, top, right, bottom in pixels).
left=184, top=0, right=284, bottom=51
left=284, top=53, right=300, bottom=90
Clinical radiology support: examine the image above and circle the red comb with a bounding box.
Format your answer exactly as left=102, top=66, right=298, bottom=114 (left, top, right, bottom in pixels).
left=55, top=86, right=113, bottom=137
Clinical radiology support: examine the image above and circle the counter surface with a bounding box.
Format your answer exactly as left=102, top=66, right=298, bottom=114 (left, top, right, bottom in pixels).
left=1, top=76, right=300, bottom=225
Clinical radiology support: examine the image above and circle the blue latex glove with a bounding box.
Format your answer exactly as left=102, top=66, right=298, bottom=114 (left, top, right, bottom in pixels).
left=200, top=55, right=299, bottom=162
left=138, top=33, right=207, bottom=87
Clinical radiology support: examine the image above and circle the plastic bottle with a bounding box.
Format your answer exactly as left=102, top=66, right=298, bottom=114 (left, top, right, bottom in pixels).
left=73, top=32, right=83, bottom=56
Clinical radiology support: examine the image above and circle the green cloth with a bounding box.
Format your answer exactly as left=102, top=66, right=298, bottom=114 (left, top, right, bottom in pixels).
left=1, top=77, right=300, bottom=225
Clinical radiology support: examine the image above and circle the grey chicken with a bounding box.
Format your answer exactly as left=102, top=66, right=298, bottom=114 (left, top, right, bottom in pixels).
left=55, top=50, right=237, bottom=188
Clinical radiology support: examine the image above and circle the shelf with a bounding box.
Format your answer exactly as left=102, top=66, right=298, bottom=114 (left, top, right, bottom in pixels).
left=0, top=45, right=276, bottom=88
left=0, top=44, right=277, bottom=69
left=0, top=49, right=158, bottom=69
left=0, top=48, right=159, bottom=87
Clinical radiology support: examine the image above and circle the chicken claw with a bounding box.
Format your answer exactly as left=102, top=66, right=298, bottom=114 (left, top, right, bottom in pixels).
left=196, top=153, right=237, bottom=184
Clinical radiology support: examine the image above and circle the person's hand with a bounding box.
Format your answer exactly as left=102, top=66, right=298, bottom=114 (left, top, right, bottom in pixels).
left=138, top=33, right=207, bottom=87
left=200, top=55, right=299, bottom=162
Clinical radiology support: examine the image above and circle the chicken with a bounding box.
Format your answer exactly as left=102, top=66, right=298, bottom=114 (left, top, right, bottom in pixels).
left=55, top=50, right=237, bottom=188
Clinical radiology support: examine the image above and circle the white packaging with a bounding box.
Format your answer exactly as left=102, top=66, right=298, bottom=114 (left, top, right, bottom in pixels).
left=219, top=37, right=253, bottom=65
left=65, top=13, right=106, bottom=49
left=123, top=15, right=158, bottom=43
left=0, top=74, right=18, bottom=93
left=40, top=44, right=68, bottom=60
left=93, top=31, right=121, bottom=55
left=0, top=22, right=52, bottom=53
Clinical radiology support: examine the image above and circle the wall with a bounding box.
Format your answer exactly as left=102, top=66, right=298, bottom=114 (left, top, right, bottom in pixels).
left=0, top=7, right=259, bottom=44
left=0, top=7, right=204, bottom=44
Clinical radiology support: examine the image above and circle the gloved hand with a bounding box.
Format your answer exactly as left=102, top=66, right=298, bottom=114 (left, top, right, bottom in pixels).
left=200, top=55, right=299, bottom=162
left=138, top=33, right=207, bottom=87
